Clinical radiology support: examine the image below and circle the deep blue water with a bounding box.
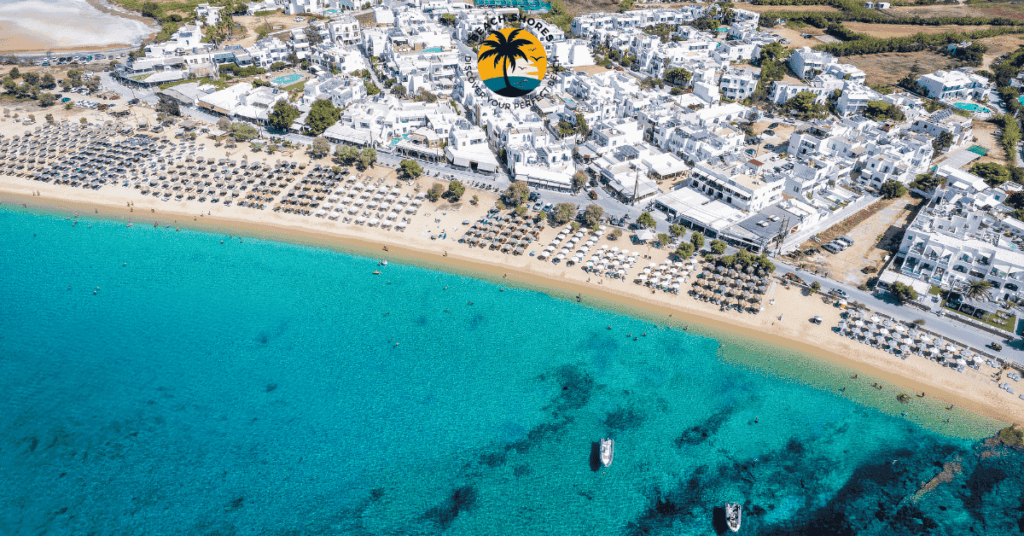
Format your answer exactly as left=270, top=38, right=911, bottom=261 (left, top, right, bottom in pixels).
left=2, top=206, right=1024, bottom=535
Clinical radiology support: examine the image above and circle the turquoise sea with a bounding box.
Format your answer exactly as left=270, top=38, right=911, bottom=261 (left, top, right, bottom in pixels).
left=2, top=206, right=1024, bottom=535
left=483, top=76, right=540, bottom=98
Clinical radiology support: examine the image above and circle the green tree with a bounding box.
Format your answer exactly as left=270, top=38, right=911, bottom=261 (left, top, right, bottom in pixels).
left=37, top=93, right=55, bottom=107
left=551, top=203, right=576, bottom=225
left=427, top=182, right=444, bottom=202
left=478, top=29, right=532, bottom=97
left=970, top=162, right=1010, bottom=187
left=964, top=280, right=993, bottom=302
left=309, top=136, right=330, bottom=158
left=657, top=233, right=672, bottom=247
left=932, top=131, right=953, bottom=153
left=669, top=224, right=686, bottom=238
left=267, top=100, right=300, bottom=131
left=8, top=67, right=20, bottom=79
left=581, top=204, right=604, bottom=228
left=364, top=81, right=380, bottom=95
left=155, top=94, right=180, bottom=116
left=810, top=281, right=821, bottom=293
left=230, top=122, right=258, bottom=142
left=359, top=147, right=377, bottom=170
left=399, top=159, right=423, bottom=179
left=675, top=242, right=695, bottom=258
left=391, top=85, right=407, bottom=98
left=44, top=113, right=53, bottom=123
left=863, top=101, right=905, bottom=122
left=575, top=112, right=589, bottom=138
left=759, top=42, right=791, bottom=63
left=572, top=170, right=588, bottom=192
left=335, top=145, right=359, bottom=164
left=22, top=72, right=39, bottom=86
left=710, top=240, right=727, bottom=255
left=636, top=211, right=656, bottom=229
left=504, top=181, right=530, bottom=206
left=690, top=231, right=705, bottom=250
left=447, top=180, right=465, bottom=201
left=889, top=281, right=918, bottom=304
left=880, top=180, right=907, bottom=199
left=305, top=98, right=339, bottom=136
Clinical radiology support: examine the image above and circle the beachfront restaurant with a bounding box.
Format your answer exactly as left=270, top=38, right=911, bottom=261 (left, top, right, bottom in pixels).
left=395, top=128, right=445, bottom=163
left=446, top=146, right=499, bottom=174
left=515, top=165, right=573, bottom=192
left=653, top=187, right=746, bottom=240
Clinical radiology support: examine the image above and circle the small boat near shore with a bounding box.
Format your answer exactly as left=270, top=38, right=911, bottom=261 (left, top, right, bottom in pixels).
left=372, top=270, right=381, bottom=275
left=600, top=438, right=614, bottom=467
left=726, top=502, right=741, bottom=532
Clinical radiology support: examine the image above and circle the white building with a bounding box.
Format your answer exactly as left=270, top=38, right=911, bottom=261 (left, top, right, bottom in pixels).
left=897, top=176, right=1024, bottom=301
left=788, top=47, right=836, bottom=80
left=195, top=3, right=225, bottom=27
left=690, top=160, right=786, bottom=212
left=246, top=37, right=290, bottom=67
left=909, top=109, right=974, bottom=150
left=719, top=68, right=757, bottom=101
left=916, top=70, right=991, bottom=100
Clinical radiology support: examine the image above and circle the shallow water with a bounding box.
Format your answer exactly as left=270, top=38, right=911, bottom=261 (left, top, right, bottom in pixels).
left=1, top=207, right=1023, bottom=535
left=0, top=0, right=156, bottom=49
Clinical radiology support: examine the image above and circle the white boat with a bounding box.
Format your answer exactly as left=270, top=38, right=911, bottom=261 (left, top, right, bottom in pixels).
left=600, top=438, right=614, bottom=467
left=726, top=502, right=741, bottom=533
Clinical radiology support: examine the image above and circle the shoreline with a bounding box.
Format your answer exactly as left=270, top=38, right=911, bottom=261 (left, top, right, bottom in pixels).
left=2, top=182, right=1021, bottom=431
left=0, top=0, right=157, bottom=55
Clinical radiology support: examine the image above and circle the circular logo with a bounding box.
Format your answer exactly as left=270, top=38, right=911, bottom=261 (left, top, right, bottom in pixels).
left=477, top=28, right=547, bottom=99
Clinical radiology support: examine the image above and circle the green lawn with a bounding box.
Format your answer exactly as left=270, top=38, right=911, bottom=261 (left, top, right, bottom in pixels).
left=280, top=80, right=306, bottom=92
left=944, top=302, right=1016, bottom=331
left=157, top=76, right=229, bottom=91
left=929, top=285, right=943, bottom=295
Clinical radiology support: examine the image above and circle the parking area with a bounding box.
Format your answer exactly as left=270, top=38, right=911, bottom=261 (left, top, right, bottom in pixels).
left=794, top=195, right=926, bottom=285
left=743, top=118, right=798, bottom=158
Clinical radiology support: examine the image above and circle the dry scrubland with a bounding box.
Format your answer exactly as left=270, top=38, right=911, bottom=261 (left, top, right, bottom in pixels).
left=893, top=2, right=1024, bottom=21
left=843, top=51, right=961, bottom=86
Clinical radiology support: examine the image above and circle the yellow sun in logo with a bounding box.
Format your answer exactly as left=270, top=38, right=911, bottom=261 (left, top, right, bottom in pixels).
left=477, top=28, right=547, bottom=99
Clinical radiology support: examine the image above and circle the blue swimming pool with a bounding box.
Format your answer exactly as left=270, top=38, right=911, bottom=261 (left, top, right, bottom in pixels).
left=954, top=102, right=989, bottom=113
left=272, top=74, right=303, bottom=86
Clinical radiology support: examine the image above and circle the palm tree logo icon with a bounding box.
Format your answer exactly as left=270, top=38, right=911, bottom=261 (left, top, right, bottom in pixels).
left=477, top=28, right=547, bottom=98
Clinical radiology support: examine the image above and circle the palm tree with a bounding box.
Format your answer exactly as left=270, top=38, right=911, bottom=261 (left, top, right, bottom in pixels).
left=964, top=280, right=993, bottom=303
left=478, top=29, right=532, bottom=97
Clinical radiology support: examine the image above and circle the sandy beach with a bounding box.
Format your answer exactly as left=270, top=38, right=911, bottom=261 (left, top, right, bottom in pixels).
left=0, top=0, right=157, bottom=54
left=1, top=112, right=1022, bottom=429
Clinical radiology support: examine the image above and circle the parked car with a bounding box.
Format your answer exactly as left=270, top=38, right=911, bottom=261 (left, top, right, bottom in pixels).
left=836, top=235, right=855, bottom=246
left=128, top=98, right=139, bottom=105
left=764, top=129, right=775, bottom=136
left=769, top=122, right=779, bottom=129
left=830, top=288, right=847, bottom=297
left=764, top=144, right=775, bottom=150
left=822, top=243, right=842, bottom=254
